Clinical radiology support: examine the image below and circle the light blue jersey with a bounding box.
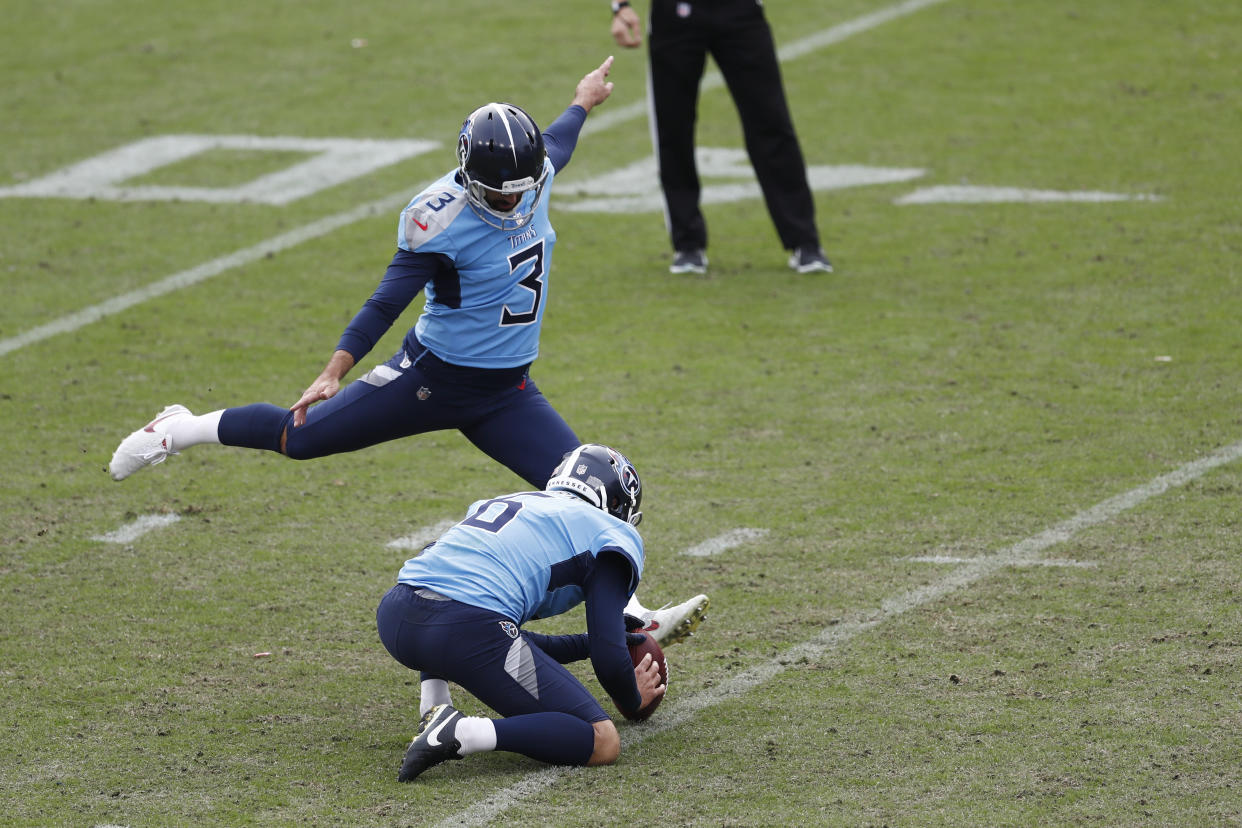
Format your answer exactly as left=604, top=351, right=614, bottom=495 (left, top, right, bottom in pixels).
left=397, top=490, right=644, bottom=624
left=396, top=160, right=557, bottom=369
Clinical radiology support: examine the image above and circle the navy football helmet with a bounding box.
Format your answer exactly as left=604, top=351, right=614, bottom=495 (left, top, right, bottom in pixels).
left=546, top=444, right=643, bottom=527
left=457, top=102, right=548, bottom=230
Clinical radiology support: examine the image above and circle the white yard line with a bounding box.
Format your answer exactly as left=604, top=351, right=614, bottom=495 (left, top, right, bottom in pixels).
left=778, top=0, right=951, bottom=60
left=681, top=527, right=770, bottom=557
left=90, top=513, right=181, bottom=544
left=906, top=554, right=1097, bottom=568
left=0, top=190, right=410, bottom=358
left=895, top=185, right=1162, bottom=205
left=385, top=519, right=459, bottom=551
left=437, top=439, right=1242, bottom=827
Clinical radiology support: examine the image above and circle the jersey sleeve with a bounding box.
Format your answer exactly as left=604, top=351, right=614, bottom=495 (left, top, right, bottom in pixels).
left=542, top=105, right=588, bottom=173
left=398, top=181, right=466, bottom=254
left=584, top=549, right=642, bottom=714
left=335, top=248, right=439, bottom=360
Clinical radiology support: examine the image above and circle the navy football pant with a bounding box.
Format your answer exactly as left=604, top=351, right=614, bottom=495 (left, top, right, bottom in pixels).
left=217, top=347, right=579, bottom=487
left=377, top=584, right=601, bottom=765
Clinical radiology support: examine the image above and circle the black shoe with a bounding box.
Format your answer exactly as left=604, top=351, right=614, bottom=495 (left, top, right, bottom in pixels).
left=669, top=249, right=708, bottom=274
left=788, top=244, right=834, bottom=274
left=398, top=704, right=463, bottom=782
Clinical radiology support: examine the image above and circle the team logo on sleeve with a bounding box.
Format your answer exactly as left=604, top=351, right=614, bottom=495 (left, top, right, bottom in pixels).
left=499, top=621, right=519, bottom=639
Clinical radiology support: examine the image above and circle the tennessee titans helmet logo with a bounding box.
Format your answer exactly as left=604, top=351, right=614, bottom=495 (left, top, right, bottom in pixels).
left=615, top=452, right=641, bottom=504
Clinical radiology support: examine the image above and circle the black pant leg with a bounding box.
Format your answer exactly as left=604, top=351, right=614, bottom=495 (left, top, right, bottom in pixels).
left=710, top=0, right=820, bottom=250
left=648, top=0, right=710, bottom=252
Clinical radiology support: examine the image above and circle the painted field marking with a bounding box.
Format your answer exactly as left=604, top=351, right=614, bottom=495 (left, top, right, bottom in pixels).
left=682, top=527, right=770, bottom=557
left=386, top=519, right=458, bottom=551
left=0, top=135, right=438, bottom=205
left=435, top=438, right=1242, bottom=827
left=557, top=154, right=1159, bottom=213
left=0, top=0, right=949, bottom=360
left=906, top=554, right=1097, bottom=568
left=0, top=188, right=414, bottom=358
left=91, top=513, right=181, bottom=544
left=558, top=149, right=925, bottom=213
left=895, top=185, right=1162, bottom=205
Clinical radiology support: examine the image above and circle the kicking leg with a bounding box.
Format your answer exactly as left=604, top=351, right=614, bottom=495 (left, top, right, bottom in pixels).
left=110, top=352, right=452, bottom=479
left=109, top=404, right=229, bottom=480
left=461, top=377, right=579, bottom=488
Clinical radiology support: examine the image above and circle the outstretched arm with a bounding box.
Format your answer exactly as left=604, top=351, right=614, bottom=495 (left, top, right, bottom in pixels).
left=572, top=55, right=614, bottom=114
left=544, top=57, right=616, bottom=172
left=289, top=248, right=437, bottom=426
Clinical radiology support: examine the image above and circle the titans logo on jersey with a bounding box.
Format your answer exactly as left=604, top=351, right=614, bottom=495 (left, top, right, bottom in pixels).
left=396, top=160, right=558, bottom=369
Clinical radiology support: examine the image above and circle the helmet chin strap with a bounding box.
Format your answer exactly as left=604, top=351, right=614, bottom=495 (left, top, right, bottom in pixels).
left=465, top=196, right=534, bottom=231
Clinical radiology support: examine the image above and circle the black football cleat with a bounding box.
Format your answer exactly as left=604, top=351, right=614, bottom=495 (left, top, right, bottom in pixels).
left=788, top=244, right=834, bottom=274
left=398, top=704, right=463, bottom=782
left=669, top=249, right=708, bottom=274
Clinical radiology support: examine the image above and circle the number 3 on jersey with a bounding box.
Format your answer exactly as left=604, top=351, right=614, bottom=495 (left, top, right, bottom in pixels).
left=500, top=240, right=545, bottom=326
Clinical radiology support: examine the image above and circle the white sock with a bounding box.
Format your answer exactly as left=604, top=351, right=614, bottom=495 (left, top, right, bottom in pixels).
left=419, top=679, right=453, bottom=718
left=166, top=410, right=224, bottom=449
left=453, top=716, right=497, bottom=756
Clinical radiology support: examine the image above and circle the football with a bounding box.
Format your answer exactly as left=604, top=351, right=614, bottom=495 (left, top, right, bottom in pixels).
left=622, top=634, right=668, bottom=721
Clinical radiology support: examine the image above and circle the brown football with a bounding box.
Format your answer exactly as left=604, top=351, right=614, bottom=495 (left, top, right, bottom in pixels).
left=622, top=634, right=668, bottom=721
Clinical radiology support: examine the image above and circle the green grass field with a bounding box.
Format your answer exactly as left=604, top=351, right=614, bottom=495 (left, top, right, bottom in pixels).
left=3, top=0, right=1241, bottom=825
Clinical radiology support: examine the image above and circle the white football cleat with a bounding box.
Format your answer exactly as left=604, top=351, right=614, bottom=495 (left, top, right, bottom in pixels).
left=109, top=404, right=192, bottom=481
left=634, top=594, right=709, bottom=646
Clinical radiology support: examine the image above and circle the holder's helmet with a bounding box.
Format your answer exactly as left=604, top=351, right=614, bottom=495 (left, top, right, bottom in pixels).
left=546, top=444, right=643, bottom=527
